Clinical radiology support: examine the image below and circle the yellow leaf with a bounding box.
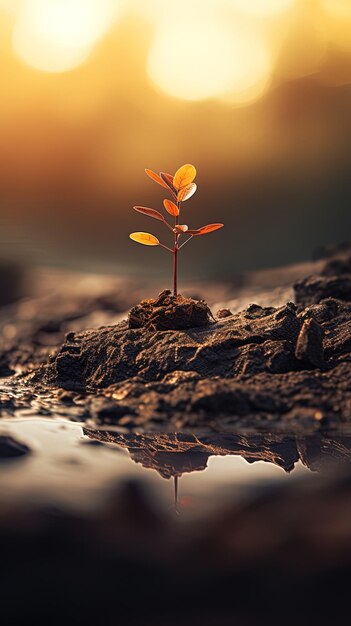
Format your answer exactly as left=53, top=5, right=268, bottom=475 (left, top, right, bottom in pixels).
left=145, top=169, right=169, bottom=190
left=173, top=164, right=196, bottom=190
left=175, top=224, right=188, bottom=232
left=177, top=182, right=197, bottom=202
left=129, top=232, right=160, bottom=246
left=163, top=199, right=179, bottom=216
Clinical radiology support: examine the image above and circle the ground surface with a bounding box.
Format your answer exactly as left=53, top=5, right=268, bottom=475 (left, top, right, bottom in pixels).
left=1, top=247, right=351, bottom=625
left=1, top=246, right=351, bottom=432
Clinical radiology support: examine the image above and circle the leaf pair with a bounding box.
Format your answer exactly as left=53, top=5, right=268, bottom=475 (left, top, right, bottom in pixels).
left=129, top=223, right=224, bottom=247
left=145, top=169, right=171, bottom=191
left=145, top=164, right=197, bottom=202
left=145, top=169, right=177, bottom=198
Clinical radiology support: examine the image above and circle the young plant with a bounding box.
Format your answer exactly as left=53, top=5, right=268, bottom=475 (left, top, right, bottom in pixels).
left=129, top=164, right=224, bottom=297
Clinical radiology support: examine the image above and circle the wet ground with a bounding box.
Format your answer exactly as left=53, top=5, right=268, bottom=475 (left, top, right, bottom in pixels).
left=1, top=247, right=351, bottom=624
left=1, top=414, right=351, bottom=625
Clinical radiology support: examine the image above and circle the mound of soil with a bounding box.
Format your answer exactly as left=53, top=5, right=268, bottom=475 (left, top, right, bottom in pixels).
left=41, top=290, right=351, bottom=429
left=45, top=300, right=302, bottom=390
left=1, top=243, right=351, bottom=431
left=128, top=289, right=213, bottom=330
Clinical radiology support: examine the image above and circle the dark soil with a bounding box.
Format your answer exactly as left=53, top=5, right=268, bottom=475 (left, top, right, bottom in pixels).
left=1, top=245, right=351, bottom=432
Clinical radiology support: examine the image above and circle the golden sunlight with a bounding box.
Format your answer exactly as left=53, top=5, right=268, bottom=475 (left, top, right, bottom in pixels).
left=228, top=0, right=296, bottom=18
left=147, top=18, right=272, bottom=105
left=219, top=24, right=272, bottom=106
left=12, top=0, right=118, bottom=73
left=321, top=0, right=351, bottom=18
left=147, top=19, right=238, bottom=101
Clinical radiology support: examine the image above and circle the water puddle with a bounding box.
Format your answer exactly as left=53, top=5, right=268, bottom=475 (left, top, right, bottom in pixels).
left=1, top=417, right=350, bottom=518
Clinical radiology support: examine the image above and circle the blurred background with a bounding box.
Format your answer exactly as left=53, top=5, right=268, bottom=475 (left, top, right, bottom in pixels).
left=0, top=0, right=351, bottom=281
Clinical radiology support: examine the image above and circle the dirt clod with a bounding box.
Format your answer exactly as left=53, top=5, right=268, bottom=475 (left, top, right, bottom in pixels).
left=128, top=289, right=214, bottom=330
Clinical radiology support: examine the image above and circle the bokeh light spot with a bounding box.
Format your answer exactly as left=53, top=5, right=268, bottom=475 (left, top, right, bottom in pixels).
left=147, top=19, right=272, bottom=104
left=12, top=0, right=118, bottom=73
left=147, top=20, right=239, bottom=101
left=321, top=0, right=351, bottom=18
left=228, top=0, right=296, bottom=18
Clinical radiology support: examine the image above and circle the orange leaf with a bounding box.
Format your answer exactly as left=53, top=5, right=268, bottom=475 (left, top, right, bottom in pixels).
left=175, top=224, right=188, bottom=233
left=133, top=206, right=165, bottom=222
left=177, top=182, right=197, bottom=202
left=129, top=232, right=160, bottom=246
left=145, top=168, right=169, bottom=190
left=173, top=164, right=196, bottom=190
left=188, top=223, right=224, bottom=236
left=163, top=199, right=179, bottom=216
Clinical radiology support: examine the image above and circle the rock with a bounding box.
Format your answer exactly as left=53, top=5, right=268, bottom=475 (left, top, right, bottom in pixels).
left=216, top=308, right=232, bottom=319
left=295, top=318, right=325, bottom=369
left=0, top=435, right=30, bottom=460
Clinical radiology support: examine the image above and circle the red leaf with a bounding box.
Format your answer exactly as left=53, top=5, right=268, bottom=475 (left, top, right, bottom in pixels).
left=133, top=206, right=165, bottom=222
left=160, top=172, right=177, bottom=196
left=188, top=223, right=224, bottom=236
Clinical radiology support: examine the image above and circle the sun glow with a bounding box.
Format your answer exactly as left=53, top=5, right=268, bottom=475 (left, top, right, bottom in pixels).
left=321, top=0, right=351, bottom=18
left=147, top=19, right=272, bottom=104
left=228, top=0, right=296, bottom=18
left=2, top=0, right=351, bottom=102
left=12, top=0, right=118, bottom=73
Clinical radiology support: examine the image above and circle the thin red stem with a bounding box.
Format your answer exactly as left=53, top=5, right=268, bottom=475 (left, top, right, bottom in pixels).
left=173, top=200, right=181, bottom=296
left=173, top=244, right=178, bottom=296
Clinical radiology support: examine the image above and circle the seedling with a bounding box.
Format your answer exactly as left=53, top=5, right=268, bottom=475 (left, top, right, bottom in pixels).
left=129, top=164, right=224, bottom=296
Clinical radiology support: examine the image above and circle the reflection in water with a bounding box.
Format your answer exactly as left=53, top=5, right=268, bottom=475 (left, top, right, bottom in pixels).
left=1, top=418, right=351, bottom=514
left=0, top=422, right=350, bottom=626
left=83, top=427, right=351, bottom=474
left=83, top=427, right=351, bottom=509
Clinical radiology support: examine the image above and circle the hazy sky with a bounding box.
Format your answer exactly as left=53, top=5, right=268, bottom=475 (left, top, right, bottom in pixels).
left=1, top=0, right=351, bottom=276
